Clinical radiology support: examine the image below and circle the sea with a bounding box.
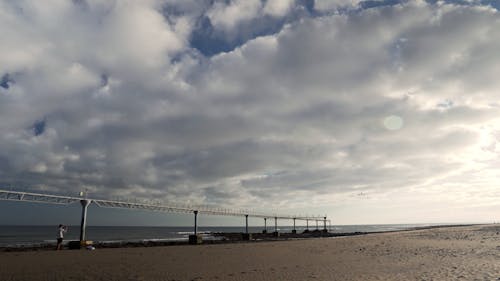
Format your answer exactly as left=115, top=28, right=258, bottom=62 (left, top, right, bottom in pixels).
left=0, top=224, right=444, bottom=247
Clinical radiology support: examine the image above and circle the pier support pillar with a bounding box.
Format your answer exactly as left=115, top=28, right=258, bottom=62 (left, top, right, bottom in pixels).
left=263, top=218, right=267, bottom=234
left=245, top=214, right=249, bottom=234
left=79, top=199, right=91, bottom=242
left=292, top=218, right=297, bottom=234
left=323, top=216, right=327, bottom=233
left=273, top=217, right=279, bottom=237
left=316, top=220, right=319, bottom=230
left=194, top=210, right=198, bottom=235
left=189, top=210, right=202, bottom=244
left=304, top=219, right=309, bottom=233
left=241, top=214, right=252, bottom=240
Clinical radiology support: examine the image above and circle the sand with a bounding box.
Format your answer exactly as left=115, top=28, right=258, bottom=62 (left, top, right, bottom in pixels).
left=0, top=224, right=499, bottom=281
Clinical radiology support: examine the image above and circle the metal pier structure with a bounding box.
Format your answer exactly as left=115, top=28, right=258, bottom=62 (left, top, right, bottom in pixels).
left=0, top=189, right=330, bottom=244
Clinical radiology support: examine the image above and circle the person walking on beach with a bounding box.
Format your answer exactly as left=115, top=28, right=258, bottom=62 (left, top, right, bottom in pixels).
left=56, top=224, right=68, bottom=250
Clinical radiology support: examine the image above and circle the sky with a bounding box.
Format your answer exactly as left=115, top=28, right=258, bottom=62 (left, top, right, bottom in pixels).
left=1, top=0, right=500, bottom=226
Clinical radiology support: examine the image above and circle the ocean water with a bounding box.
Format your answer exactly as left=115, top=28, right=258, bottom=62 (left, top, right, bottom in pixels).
left=0, top=224, right=441, bottom=247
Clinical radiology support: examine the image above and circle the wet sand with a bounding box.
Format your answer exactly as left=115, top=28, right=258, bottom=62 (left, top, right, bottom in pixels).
left=0, top=224, right=499, bottom=280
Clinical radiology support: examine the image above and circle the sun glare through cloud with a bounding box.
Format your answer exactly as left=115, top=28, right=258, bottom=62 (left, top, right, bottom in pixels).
left=383, top=115, right=404, bottom=131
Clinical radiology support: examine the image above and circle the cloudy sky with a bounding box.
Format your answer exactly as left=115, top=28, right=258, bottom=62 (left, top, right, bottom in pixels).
left=1, top=0, right=500, bottom=226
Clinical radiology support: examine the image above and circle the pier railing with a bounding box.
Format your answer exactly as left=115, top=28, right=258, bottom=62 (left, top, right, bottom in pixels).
left=0, top=189, right=330, bottom=242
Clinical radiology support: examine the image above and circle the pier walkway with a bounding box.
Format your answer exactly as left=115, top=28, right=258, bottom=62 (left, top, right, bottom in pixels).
left=0, top=189, right=330, bottom=244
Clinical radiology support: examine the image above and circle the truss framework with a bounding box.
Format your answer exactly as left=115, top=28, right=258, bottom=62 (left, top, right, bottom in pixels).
left=0, top=189, right=326, bottom=221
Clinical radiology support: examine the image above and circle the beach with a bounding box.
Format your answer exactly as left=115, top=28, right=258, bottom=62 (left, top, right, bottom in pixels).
left=0, top=224, right=499, bottom=281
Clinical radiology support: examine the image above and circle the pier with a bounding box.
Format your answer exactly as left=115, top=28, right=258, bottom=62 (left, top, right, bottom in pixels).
left=0, top=189, right=330, bottom=245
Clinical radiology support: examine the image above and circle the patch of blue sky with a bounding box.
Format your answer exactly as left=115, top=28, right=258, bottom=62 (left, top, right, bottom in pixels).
left=188, top=0, right=316, bottom=56
left=182, top=0, right=496, bottom=57
left=426, top=0, right=500, bottom=9
left=189, top=16, right=286, bottom=56
left=32, top=120, right=46, bottom=136
left=1, top=74, right=12, bottom=89
left=486, top=0, right=500, bottom=9
left=186, top=0, right=409, bottom=57
left=359, top=0, right=408, bottom=9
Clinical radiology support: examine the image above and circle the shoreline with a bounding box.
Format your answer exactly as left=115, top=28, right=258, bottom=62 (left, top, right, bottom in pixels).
left=1, top=224, right=498, bottom=280
left=0, top=223, right=479, bottom=252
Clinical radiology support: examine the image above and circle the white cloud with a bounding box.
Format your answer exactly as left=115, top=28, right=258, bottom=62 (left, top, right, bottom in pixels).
left=1, top=0, right=500, bottom=223
left=207, top=0, right=263, bottom=32
left=263, top=0, right=295, bottom=17
left=206, top=0, right=297, bottom=35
